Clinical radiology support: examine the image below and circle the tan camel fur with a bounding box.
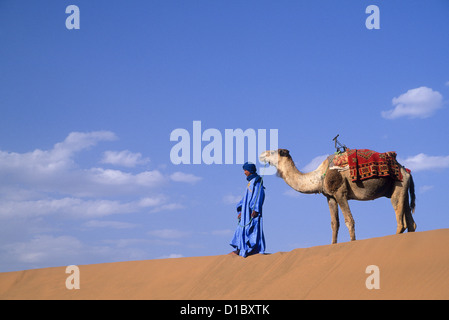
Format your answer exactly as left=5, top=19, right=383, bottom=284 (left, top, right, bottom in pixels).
left=259, top=149, right=416, bottom=244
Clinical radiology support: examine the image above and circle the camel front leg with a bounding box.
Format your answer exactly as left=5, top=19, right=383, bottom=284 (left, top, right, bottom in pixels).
left=335, top=194, right=356, bottom=241
left=327, top=197, right=340, bottom=244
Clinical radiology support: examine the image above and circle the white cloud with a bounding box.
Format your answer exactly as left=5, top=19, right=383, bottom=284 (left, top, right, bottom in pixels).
left=400, top=153, right=449, bottom=171
left=0, top=131, right=197, bottom=270
left=84, top=220, right=138, bottom=229
left=283, top=188, right=302, bottom=198
left=88, top=167, right=165, bottom=189
left=0, top=131, right=161, bottom=197
left=138, top=196, right=167, bottom=207
left=55, top=131, right=117, bottom=153
left=0, top=131, right=115, bottom=175
left=0, top=129, right=193, bottom=220
left=301, top=154, right=329, bottom=172
left=223, top=194, right=241, bottom=205
left=0, top=194, right=179, bottom=219
left=149, top=203, right=184, bottom=213
left=209, top=229, right=233, bottom=236
left=0, top=131, right=200, bottom=198
left=3, top=235, right=83, bottom=265
left=419, top=185, right=434, bottom=194
left=0, top=198, right=133, bottom=219
left=147, top=229, right=190, bottom=239
left=102, top=238, right=149, bottom=249
left=1, top=234, right=149, bottom=270
left=382, top=86, right=443, bottom=119
left=169, top=171, right=202, bottom=183
left=101, top=150, right=149, bottom=167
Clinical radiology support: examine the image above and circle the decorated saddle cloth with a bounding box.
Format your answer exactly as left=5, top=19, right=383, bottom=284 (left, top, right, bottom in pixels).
left=330, top=149, right=403, bottom=182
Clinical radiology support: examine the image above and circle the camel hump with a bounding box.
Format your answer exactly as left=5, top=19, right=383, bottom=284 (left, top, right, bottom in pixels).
left=384, top=151, right=398, bottom=159
left=331, top=152, right=348, bottom=167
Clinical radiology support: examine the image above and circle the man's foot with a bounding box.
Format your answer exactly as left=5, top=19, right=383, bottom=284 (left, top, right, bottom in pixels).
left=228, top=250, right=239, bottom=256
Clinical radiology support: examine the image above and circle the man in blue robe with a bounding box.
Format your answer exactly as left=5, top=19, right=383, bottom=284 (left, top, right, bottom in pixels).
left=230, top=162, right=266, bottom=257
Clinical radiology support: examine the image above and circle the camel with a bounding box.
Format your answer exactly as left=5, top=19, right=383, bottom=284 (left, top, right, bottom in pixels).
left=259, top=149, right=416, bottom=244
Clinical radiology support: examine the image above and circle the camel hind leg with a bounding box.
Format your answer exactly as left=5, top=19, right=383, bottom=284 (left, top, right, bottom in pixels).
left=406, top=173, right=417, bottom=232
left=390, top=187, right=407, bottom=234
left=391, top=174, right=417, bottom=234
left=403, top=209, right=416, bottom=232
left=402, top=192, right=416, bottom=232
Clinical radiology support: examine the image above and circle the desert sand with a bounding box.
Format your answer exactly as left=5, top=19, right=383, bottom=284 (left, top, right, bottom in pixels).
left=1, top=228, right=449, bottom=300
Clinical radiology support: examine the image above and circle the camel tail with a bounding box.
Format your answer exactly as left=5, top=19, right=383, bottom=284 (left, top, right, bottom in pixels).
left=409, top=174, right=416, bottom=214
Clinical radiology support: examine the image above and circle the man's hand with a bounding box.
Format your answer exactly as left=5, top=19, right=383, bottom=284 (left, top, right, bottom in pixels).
left=237, top=213, right=241, bottom=220
left=251, top=211, right=258, bottom=218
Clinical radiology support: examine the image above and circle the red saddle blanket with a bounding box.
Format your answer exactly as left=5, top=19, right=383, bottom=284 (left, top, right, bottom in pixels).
left=346, top=149, right=403, bottom=182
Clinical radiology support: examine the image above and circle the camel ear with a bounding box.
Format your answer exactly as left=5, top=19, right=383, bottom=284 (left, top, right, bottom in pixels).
left=279, top=149, right=290, bottom=157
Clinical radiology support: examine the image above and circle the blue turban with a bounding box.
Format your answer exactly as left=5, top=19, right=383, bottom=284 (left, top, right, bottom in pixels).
left=242, top=162, right=257, bottom=173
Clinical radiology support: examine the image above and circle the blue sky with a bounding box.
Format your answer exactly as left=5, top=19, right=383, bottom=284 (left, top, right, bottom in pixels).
left=1, top=0, right=449, bottom=272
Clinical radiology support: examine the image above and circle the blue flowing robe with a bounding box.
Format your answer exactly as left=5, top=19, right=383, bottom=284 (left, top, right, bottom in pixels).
left=230, top=175, right=266, bottom=257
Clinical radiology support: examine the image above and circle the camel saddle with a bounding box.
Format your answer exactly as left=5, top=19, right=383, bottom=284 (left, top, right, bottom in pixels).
left=330, top=149, right=403, bottom=182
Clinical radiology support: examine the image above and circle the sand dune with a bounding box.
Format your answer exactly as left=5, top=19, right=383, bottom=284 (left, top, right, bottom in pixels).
left=1, top=228, right=449, bottom=300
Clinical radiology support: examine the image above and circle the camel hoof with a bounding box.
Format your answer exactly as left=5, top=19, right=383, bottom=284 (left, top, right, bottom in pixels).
left=397, top=227, right=406, bottom=234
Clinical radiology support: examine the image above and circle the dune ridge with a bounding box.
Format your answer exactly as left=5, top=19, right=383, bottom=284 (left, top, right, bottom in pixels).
left=1, top=228, right=449, bottom=300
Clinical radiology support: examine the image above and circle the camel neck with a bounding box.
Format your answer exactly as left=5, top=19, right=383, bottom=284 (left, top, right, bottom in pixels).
left=280, top=158, right=324, bottom=194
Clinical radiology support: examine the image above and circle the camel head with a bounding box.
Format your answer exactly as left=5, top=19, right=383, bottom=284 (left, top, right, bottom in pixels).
left=259, top=149, right=292, bottom=168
